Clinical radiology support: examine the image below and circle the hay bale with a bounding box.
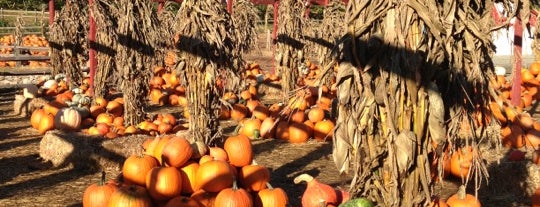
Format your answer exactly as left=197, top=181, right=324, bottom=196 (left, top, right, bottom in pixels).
left=39, top=130, right=150, bottom=170
left=13, top=95, right=48, bottom=117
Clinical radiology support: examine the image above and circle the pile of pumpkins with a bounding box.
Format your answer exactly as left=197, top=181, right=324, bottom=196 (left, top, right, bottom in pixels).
left=148, top=66, right=187, bottom=108
left=220, top=64, right=337, bottom=144
left=488, top=62, right=540, bottom=150
left=82, top=134, right=290, bottom=207
left=0, top=34, right=50, bottom=67
left=29, top=75, right=188, bottom=138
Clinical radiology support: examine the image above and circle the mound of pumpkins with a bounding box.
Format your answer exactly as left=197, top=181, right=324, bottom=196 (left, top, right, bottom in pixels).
left=0, top=34, right=50, bottom=67
left=29, top=75, right=188, bottom=138
left=220, top=62, right=337, bottom=144
left=82, top=134, right=289, bottom=207
left=488, top=62, right=540, bottom=151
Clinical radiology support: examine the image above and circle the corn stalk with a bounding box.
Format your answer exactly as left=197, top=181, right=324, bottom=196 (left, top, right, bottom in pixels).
left=324, top=0, right=522, bottom=205
left=175, top=0, right=242, bottom=144
left=312, top=0, right=345, bottom=66
left=115, top=0, right=164, bottom=126
left=48, top=0, right=88, bottom=88
left=232, top=0, right=259, bottom=53
left=275, top=0, right=306, bottom=98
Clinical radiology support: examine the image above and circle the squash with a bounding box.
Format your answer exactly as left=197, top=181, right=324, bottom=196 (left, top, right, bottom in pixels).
left=294, top=173, right=338, bottom=207
left=339, top=198, right=374, bottom=207
left=54, top=107, right=82, bottom=131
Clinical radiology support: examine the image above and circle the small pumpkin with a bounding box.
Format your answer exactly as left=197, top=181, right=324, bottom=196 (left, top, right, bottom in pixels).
left=31, top=108, right=46, bottom=129
left=209, top=147, right=229, bottom=161
left=288, top=122, right=311, bottom=143
left=313, top=120, right=334, bottom=141
left=231, top=104, right=250, bottom=121
left=294, top=173, right=338, bottom=207
left=122, top=155, right=159, bottom=186
left=107, top=184, right=152, bottom=207
left=164, top=196, right=201, bottom=207
left=145, top=166, right=183, bottom=200
left=214, top=181, right=253, bottom=207
left=254, top=183, right=289, bottom=207
left=449, top=147, right=474, bottom=179
left=446, top=185, right=481, bottom=207
left=240, top=118, right=262, bottom=139
left=224, top=134, right=253, bottom=167
left=260, top=117, right=276, bottom=139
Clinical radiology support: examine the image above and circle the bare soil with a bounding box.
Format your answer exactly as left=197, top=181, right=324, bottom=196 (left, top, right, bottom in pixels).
left=0, top=34, right=536, bottom=207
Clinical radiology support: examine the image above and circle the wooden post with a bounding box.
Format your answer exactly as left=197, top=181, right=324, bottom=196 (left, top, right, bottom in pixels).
left=88, top=0, right=97, bottom=96
left=49, top=0, right=55, bottom=26
left=227, top=0, right=234, bottom=14
left=272, top=0, right=279, bottom=74
left=511, top=17, right=523, bottom=106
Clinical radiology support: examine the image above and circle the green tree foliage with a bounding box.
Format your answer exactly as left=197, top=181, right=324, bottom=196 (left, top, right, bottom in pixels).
left=0, top=0, right=65, bottom=11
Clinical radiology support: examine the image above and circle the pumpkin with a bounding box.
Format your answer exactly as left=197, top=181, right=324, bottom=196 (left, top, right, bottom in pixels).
left=54, top=107, right=82, bottom=131
left=161, top=136, right=193, bottom=167
left=209, top=147, right=229, bottom=161
left=83, top=172, right=118, bottom=207
left=289, top=110, right=306, bottom=123
left=146, top=166, right=183, bottom=200
left=180, top=161, right=200, bottom=194
left=191, top=190, right=218, bottom=207
left=106, top=100, right=124, bottom=117
left=268, top=103, right=284, bottom=118
left=446, top=185, right=481, bottom=207
left=428, top=196, right=449, bottom=207
left=239, top=164, right=270, bottom=192
left=246, top=100, right=261, bottom=112
left=195, top=160, right=234, bottom=192
left=165, top=196, right=201, bottom=207
left=532, top=187, right=540, bottom=207
left=449, top=146, right=474, bottom=179
left=231, top=104, right=250, bottom=121
left=313, top=120, right=335, bottom=141
left=38, top=113, right=55, bottom=135
left=240, top=118, right=262, bottom=139
left=288, top=122, right=311, bottom=143
left=122, top=155, right=159, bottom=186
left=107, top=185, right=152, bottom=207
left=254, top=183, right=289, bottom=207
left=214, top=181, right=253, bottom=207
left=293, top=173, right=338, bottom=207
left=288, top=96, right=308, bottom=111
left=275, top=120, right=290, bottom=140
left=96, top=113, right=114, bottom=125
left=260, top=117, right=276, bottom=139
left=307, top=107, right=325, bottom=123
left=162, top=113, right=177, bottom=126
left=252, top=105, right=269, bottom=121
left=43, top=100, right=65, bottom=116
left=224, top=134, right=253, bottom=167
left=31, top=108, right=46, bottom=129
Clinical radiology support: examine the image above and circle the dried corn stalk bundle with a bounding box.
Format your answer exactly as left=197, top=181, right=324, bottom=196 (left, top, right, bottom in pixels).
left=115, top=0, right=164, bottom=126
left=48, top=0, right=88, bottom=88
left=314, top=0, right=345, bottom=66
left=533, top=12, right=540, bottom=61
left=325, top=0, right=522, bottom=205
left=175, top=0, right=242, bottom=144
left=158, top=2, right=179, bottom=50
left=91, top=0, right=119, bottom=98
left=232, top=0, right=259, bottom=53
left=275, top=0, right=306, bottom=97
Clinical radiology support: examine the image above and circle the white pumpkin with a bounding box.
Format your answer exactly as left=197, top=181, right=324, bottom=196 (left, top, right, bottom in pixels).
left=54, top=107, right=82, bottom=131
left=42, top=79, right=57, bottom=89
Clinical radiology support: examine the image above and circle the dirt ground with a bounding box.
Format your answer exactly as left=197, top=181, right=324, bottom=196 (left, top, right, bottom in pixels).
left=0, top=34, right=537, bottom=207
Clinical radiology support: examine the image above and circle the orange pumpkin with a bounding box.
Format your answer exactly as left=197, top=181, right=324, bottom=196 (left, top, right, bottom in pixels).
left=224, top=134, right=253, bottom=167
left=252, top=105, right=269, bottom=121
left=179, top=161, right=200, bottom=195
left=239, top=164, right=270, bottom=192
left=195, top=160, right=234, bottom=192
left=31, top=108, right=46, bottom=129
left=209, top=147, right=229, bottom=161
left=239, top=118, right=262, bottom=139
left=449, top=147, right=474, bottom=179
left=260, top=117, right=276, bottom=139
left=191, top=190, right=218, bottom=207
left=38, top=113, right=55, bottom=135
left=446, top=185, right=481, bottom=207
left=96, top=113, right=114, bottom=125
left=164, top=196, right=201, bottom=207
left=231, top=104, right=250, bottom=121
left=289, top=110, right=306, bottom=123
left=107, top=184, right=152, bottom=207
left=145, top=166, right=183, bottom=200
left=313, top=120, right=335, bottom=141
left=122, top=155, right=159, bottom=186
left=275, top=120, right=290, bottom=140
left=161, top=137, right=193, bottom=167
left=288, top=122, right=311, bottom=143
left=106, top=100, right=124, bottom=117
left=307, top=107, right=325, bottom=123
left=254, top=184, right=289, bottom=207
left=294, top=174, right=338, bottom=207
left=214, top=181, right=253, bottom=207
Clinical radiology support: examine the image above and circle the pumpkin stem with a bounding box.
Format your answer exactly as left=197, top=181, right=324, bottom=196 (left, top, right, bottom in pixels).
left=317, top=199, right=326, bottom=207
left=293, top=173, right=314, bottom=184
left=266, top=182, right=274, bottom=189
left=457, top=185, right=466, bottom=200
left=232, top=178, right=239, bottom=190
left=99, top=171, right=106, bottom=186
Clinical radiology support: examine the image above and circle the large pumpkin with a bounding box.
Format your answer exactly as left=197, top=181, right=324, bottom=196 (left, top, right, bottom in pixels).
left=122, top=155, right=159, bottom=186
left=224, top=134, right=253, bottom=167
left=214, top=182, right=253, bottom=207
left=161, top=136, right=193, bottom=167
left=107, top=185, right=152, bottom=207
left=31, top=108, right=46, bottom=129
left=38, top=113, right=55, bottom=135
left=54, top=107, right=82, bottom=131
left=82, top=172, right=118, bottom=207
left=145, top=166, right=183, bottom=200
left=195, top=160, right=234, bottom=192
left=239, top=164, right=270, bottom=192
left=180, top=161, right=200, bottom=194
